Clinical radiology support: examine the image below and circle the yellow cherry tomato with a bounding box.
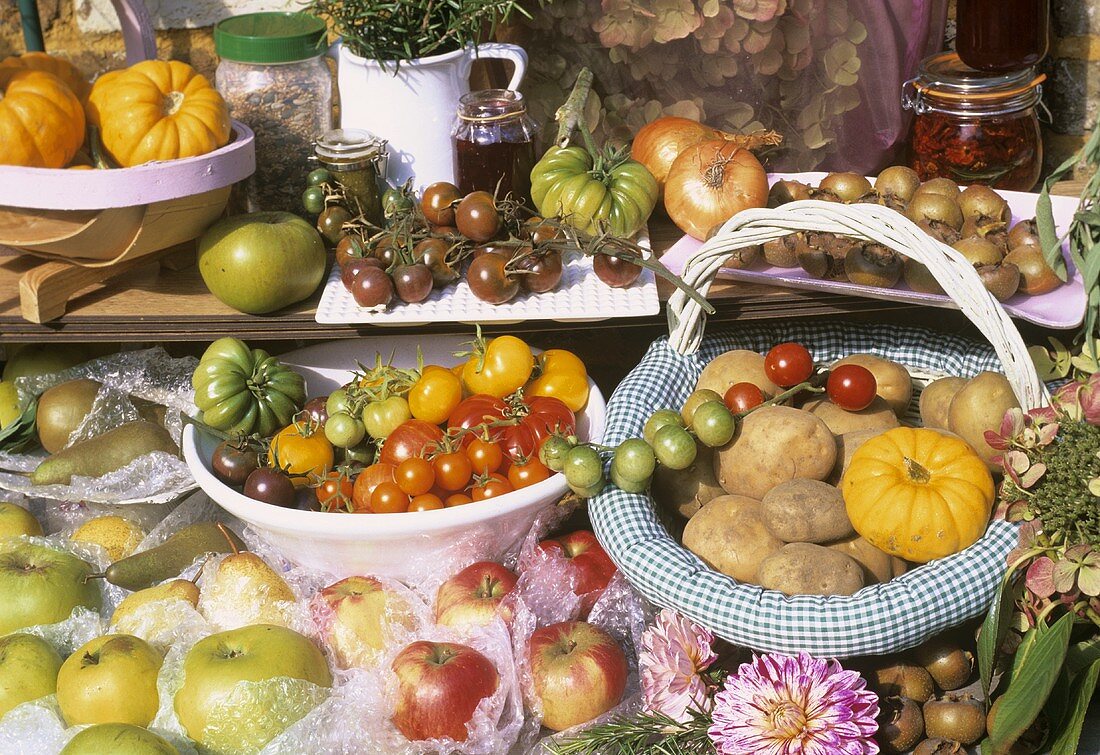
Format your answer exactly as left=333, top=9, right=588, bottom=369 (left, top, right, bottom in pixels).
left=408, top=366, right=463, bottom=425
left=461, top=335, right=534, bottom=398
left=269, top=423, right=334, bottom=487
left=526, top=349, right=590, bottom=411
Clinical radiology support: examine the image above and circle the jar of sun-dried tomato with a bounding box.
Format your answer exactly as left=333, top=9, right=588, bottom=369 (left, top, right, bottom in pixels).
left=903, top=52, right=1044, bottom=191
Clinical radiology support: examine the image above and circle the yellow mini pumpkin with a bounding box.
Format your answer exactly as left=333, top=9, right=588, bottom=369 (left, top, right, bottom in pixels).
left=841, top=427, right=995, bottom=563
left=0, top=51, right=91, bottom=102
left=86, top=60, right=230, bottom=167
left=0, top=68, right=85, bottom=168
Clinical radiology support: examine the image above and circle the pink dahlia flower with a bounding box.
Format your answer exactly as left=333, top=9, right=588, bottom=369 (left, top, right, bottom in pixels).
left=709, top=651, right=879, bottom=755
left=639, top=608, right=718, bottom=723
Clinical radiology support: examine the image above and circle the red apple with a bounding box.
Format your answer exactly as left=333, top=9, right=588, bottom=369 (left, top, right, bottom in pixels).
left=528, top=620, right=628, bottom=732
left=391, top=641, right=499, bottom=742
left=537, top=530, right=617, bottom=614
left=435, top=561, right=518, bottom=631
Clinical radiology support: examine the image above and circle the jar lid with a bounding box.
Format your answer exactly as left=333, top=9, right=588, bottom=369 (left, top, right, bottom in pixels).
left=215, top=12, right=327, bottom=64
left=904, top=52, right=1045, bottom=116
left=457, top=89, right=527, bottom=123
left=314, top=128, right=388, bottom=173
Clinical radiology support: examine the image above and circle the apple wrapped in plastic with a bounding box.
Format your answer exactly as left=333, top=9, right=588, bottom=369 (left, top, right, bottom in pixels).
left=528, top=620, right=629, bottom=732
left=56, top=634, right=163, bottom=727
left=434, top=561, right=518, bottom=631
left=536, top=530, right=618, bottom=616
left=391, top=640, right=500, bottom=742
left=174, top=624, right=333, bottom=755
left=60, top=723, right=179, bottom=755
left=315, top=575, right=419, bottom=669
left=0, top=633, right=63, bottom=719
left=0, top=540, right=101, bottom=635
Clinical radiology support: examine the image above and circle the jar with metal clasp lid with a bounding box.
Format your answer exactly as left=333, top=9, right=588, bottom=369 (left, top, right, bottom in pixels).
left=313, top=128, right=389, bottom=227
left=902, top=52, right=1045, bottom=191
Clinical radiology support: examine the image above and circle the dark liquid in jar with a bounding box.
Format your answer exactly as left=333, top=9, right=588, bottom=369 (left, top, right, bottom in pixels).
left=454, top=139, right=535, bottom=201
left=956, top=0, right=1049, bottom=71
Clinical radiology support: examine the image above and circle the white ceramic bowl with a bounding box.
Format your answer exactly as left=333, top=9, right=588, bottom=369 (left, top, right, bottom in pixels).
left=183, top=335, right=606, bottom=580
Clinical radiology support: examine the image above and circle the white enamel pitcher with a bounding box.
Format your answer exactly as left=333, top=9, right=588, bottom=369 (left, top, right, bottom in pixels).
left=332, top=42, right=528, bottom=191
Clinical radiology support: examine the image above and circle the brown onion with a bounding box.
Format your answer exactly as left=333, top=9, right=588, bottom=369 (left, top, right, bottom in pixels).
left=664, top=140, right=768, bottom=241
left=631, top=116, right=725, bottom=195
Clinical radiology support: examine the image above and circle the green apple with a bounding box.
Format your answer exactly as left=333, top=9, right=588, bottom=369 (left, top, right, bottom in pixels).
left=0, top=633, right=63, bottom=718
left=319, top=575, right=416, bottom=669
left=0, top=502, right=43, bottom=539
left=175, top=624, right=332, bottom=754
left=197, top=212, right=326, bottom=315
left=56, top=634, right=163, bottom=727
left=61, top=723, right=178, bottom=755
left=0, top=381, right=19, bottom=428
left=1, top=344, right=90, bottom=381
left=0, top=541, right=101, bottom=635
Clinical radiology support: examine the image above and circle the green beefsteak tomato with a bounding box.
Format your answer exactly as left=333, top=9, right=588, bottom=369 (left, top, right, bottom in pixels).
left=192, top=338, right=306, bottom=437
left=530, top=146, right=658, bottom=238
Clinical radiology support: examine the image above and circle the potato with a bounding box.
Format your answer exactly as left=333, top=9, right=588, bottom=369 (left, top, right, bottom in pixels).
left=714, top=406, right=836, bottom=500
left=919, top=377, right=967, bottom=430
left=828, top=429, right=881, bottom=485
left=761, top=479, right=853, bottom=543
left=827, top=536, right=909, bottom=584
left=803, top=396, right=899, bottom=435
left=756, top=543, right=865, bottom=596
left=833, top=354, right=913, bottom=416
left=682, top=495, right=783, bottom=582
left=948, top=371, right=1020, bottom=469
left=696, top=350, right=779, bottom=399
left=653, top=443, right=724, bottom=519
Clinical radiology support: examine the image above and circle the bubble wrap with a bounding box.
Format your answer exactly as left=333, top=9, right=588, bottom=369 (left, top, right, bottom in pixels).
left=0, top=348, right=198, bottom=504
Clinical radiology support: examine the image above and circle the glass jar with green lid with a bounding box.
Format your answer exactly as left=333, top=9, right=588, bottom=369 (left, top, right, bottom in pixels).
left=214, top=12, right=333, bottom=214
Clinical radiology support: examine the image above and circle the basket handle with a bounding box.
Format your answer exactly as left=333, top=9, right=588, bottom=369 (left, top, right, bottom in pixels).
left=666, top=200, right=1050, bottom=412
left=109, top=0, right=156, bottom=65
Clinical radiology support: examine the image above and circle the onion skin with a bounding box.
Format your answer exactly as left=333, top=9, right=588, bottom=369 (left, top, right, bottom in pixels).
left=631, top=116, right=723, bottom=195
left=664, top=141, right=769, bottom=240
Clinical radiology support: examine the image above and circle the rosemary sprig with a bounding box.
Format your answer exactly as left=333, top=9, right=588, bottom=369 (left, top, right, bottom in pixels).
left=546, top=709, right=717, bottom=755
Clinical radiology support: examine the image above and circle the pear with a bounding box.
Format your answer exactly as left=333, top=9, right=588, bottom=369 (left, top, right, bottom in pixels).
left=201, top=552, right=296, bottom=630
left=0, top=502, right=43, bottom=539
left=112, top=579, right=201, bottom=638
left=72, top=516, right=146, bottom=562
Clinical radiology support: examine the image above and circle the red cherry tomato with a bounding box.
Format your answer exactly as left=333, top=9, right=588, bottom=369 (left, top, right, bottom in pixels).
left=370, top=481, right=410, bottom=514
left=764, top=342, right=814, bottom=388
left=409, top=493, right=444, bottom=511
left=379, top=420, right=445, bottom=467
left=472, top=474, right=514, bottom=501
left=444, top=492, right=473, bottom=507
left=723, top=382, right=766, bottom=413
left=395, top=457, right=435, bottom=496
left=449, top=394, right=575, bottom=458
left=466, top=437, right=504, bottom=474
left=433, top=451, right=473, bottom=492
left=507, top=458, right=550, bottom=489
left=826, top=364, right=878, bottom=411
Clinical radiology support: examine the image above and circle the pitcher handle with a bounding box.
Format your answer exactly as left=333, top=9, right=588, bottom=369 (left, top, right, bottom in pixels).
left=473, top=43, right=528, bottom=91
left=328, top=39, right=342, bottom=62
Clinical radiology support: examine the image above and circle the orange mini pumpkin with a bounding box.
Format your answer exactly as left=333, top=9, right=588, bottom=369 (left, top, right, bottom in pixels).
left=841, top=427, right=995, bottom=563
left=0, top=68, right=85, bottom=169
left=0, top=51, right=91, bottom=102
left=86, top=60, right=230, bottom=167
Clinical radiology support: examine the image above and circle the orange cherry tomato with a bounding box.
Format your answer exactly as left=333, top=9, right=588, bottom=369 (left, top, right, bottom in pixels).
left=444, top=492, right=473, bottom=507
left=314, top=470, right=354, bottom=512
left=433, top=451, right=473, bottom=491
left=409, top=493, right=444, bottom=511
left=466, top=436, right=504, bottom=474
left=351, top=463, right=395, bottom=513
left=395, top=457, right=435, bottom=496
left=507, top=458, right=550, bottom=489
left=408, top=366, right=464, bottom=425
left=472, top=473, right=514, bottom=501
left=371, top=481, right=410, bottom=514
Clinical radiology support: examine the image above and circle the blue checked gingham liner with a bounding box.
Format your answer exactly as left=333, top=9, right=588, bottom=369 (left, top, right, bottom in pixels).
left=589, top=320, right=1020, bottom=657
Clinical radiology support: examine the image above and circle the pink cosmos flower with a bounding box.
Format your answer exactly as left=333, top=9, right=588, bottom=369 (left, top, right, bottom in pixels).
left=639, top=608, right=718, bottom=723
left=709, top=651, right=879, bottom=755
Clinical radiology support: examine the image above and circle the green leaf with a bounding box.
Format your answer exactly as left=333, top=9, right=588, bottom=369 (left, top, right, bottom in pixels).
left=986, top=613, right=1075, bottom=754
left=1047, top=659, right=1100, bottom=755
left=1036, top=189, right=1070, bottom=282
left=1066, top=636, right=1100, bottom=675
left=0, top=398, right=37, bottom=453
left=979, top=570, right=1020, bottom=700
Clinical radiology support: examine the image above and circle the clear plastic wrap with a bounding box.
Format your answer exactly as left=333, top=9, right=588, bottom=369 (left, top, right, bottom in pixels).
left=0, top=348, right=199, bottom=504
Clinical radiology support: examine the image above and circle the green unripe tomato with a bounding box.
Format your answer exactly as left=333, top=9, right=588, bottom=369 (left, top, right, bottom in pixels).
left=610, top=438, right=656, bottom=493
left=326, top=389, right=351, bottom=417
left=324, top=411, right=366, bottom=448
left=644, top=409, right=683, bottom=445
left=563, top=445, right=603, bottom=490
left=653, top=424, right=697, bottom=470
left=681, top=389, right=723, bottom=425
left=307, top=168, right=331, bottom=187
left=302, top=186, right=325, bottom=215
left=539, top=434, right=574, bottom=472
left=692, top=401, right=736, bottom=447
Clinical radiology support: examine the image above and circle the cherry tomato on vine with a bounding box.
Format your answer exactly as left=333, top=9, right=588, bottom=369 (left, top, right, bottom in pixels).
left=362, top=396, right=412, bottom=440
left=449, top=394, right=575, bottom=458
left=433, top=451, right=473, bottom=492
left=764, top=342, right=814, bottom=388
left=460, top=335, right=534, bottom=398
left=378, top=419, right=445, bottom=467
left=826, top=364, right=878, bottom=411
left=466, top=252, right=519, bottom=305
left=371, top=481, right=410, bottom=514
left=269, top=423, right=334, bottom=487
left=315, top=470, right=354, bottom=512
left=421, top=182, right=460, bottom=226
left=395, top=457, right=435, bottom=496
left=351, top=463, right=395, bottom=513
left=723, top=382, right=766, bottom=413
left=507, top=458, right=550, bottom=489
left=407, top=366, right=463, bottom=425
left=455, top=191, right=501, bottom=242
left=472, top=474, right=514, bottom=501
left=409, top=493, right=444, bottom=511
left=466, top=436, right=504, bottom=474
left=445, top=492, right=473, bottom=507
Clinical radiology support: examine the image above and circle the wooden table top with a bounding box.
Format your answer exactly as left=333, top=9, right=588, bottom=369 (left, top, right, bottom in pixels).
left=0, top=182, right=1085, bottom=343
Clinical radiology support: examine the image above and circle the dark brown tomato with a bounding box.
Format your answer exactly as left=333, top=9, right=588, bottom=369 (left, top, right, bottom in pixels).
left=341, top=257, right=386, bottom=289
left=335, top=233, right=369, bottom=268
left=212, top=441, right=259, bottom=486
left=467, top=252, right=519, bottom=304
left=516, top=250, right=564, bottom=293
left=317, top=206, right=352, bottom=245
left=393, top=263, right=434, bottom=303
left=350, top=267, right=395, bottom=308
left=455, top=191, right=501, bottom=242
left=418, top=240, right=459, bottom=287
left=421, top=182, right=461, bottom=226
left=302, top=396, right=329, bottom=426
left=243, top=468, right=297, bottom=507
left=593, top=253, right=642, bottom=288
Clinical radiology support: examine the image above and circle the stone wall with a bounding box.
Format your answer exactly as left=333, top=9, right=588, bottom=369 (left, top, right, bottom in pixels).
left=1, top=0, right=1095, bottom=178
